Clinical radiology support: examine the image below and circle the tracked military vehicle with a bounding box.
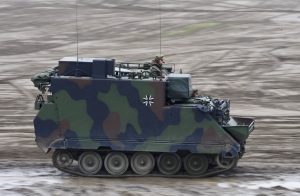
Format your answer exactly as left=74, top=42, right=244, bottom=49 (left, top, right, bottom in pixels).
left=31, top=57, right=254, bottom=177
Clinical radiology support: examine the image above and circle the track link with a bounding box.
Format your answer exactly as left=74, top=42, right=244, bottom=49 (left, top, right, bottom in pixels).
left=55, top=165, right=230, bottom=178
left=52, top=150, right=234, bottom=178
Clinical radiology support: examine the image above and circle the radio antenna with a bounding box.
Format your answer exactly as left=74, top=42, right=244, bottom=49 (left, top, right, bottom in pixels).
left=159, top=0, right=162, bottom=56
left=75, top=0, right=79, bottom=68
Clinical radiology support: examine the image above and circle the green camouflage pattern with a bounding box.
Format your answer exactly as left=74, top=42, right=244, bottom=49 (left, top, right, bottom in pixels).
left=33, top=58, right=254, bottom=158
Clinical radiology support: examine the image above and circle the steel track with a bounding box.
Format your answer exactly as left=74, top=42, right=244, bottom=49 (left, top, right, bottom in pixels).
left=54, top=161, right=230, bottom=178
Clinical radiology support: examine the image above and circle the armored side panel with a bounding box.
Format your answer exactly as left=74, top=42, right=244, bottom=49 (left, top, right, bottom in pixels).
left=34, top=76, right=240, bottom=156
left=34, top=102, right=60, bottom=152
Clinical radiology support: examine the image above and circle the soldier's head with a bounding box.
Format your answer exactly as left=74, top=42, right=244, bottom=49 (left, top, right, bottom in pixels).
left=154, top=56, right=165, bottom=65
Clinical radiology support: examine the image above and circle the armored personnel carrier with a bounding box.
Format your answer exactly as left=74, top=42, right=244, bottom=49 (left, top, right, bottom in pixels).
left=31, top=57, right=254, bottom=177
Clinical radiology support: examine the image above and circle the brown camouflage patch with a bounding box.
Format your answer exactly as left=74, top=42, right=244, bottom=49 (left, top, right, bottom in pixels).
left=150, top=82, right=165, bottom=121
left=59, top=120, right=71, bottom=136
left=43, top=120, right=70, bottom=146
left=201, top=127, right=220, bottom=141
left=103, top=112, right=125, bottom=148
left=69, top=78, right=92, bottom=89
left=201, top=126, right=233, bottom=144
left=103, top=112, right=121, bottom=139
left=57, top=61, right=69, bottom=75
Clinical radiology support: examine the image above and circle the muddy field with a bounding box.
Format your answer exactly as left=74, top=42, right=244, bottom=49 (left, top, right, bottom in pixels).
left=0, top=0, right=300, bottom=195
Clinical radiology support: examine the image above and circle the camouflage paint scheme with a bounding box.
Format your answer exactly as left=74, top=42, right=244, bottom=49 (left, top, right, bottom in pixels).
left=34, top=78, right=240, bottom=157
left=33, top=58, right=254, bottom=159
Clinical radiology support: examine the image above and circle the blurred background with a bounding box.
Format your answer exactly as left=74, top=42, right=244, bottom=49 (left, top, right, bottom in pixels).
left=0, top=0, right=299, bottom=195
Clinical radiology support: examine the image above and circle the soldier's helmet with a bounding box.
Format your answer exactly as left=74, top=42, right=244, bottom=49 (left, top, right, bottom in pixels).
left=152, top=56, right=165, bottom=66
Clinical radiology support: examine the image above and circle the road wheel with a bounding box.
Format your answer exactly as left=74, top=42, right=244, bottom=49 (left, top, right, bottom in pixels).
left=184, top=154, right=208, bottom=175
left=131, top=152, right=155, bottom=175
left=104, top=152, right=129, bottom=176
left=215, top=154, right=238, bottom=170
left=52, top=150, right=73, bottom=168
left=78, top=152, right=102, bottom=175
left=157, top=153, right=181, bottom=175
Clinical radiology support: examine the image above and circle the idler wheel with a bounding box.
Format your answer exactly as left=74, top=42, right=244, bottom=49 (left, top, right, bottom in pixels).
left=184, top=154, right=208, bottom=175
left=157, top=153, right=181, bottom=175
left=215, top=154, right=238, bottom=170
left=104, top=152, right=129, bottom=176
left=52, top=150, right=73, bottom=168
left=78, top=152, right=102, bottom=175
left=131, top=152, right=155, bottom=175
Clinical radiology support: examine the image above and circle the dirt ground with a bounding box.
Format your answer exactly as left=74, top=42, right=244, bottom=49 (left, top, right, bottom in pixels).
left=0, top=0, right=300, bottom=195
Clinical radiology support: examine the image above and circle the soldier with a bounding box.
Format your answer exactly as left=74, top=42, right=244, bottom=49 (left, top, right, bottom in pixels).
left=151, top=56, right=165, bottom=78
left=152, top=56, right=165, bottom=70
left=191, top=89, right=199, bottom=98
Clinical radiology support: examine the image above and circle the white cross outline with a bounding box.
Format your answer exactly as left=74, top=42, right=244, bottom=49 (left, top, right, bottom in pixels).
left=143, top=94, right=154, bottom=106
